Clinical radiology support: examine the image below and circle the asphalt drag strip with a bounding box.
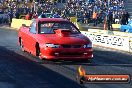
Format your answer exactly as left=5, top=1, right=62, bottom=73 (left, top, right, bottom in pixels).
left=0, top=46, right=85, bottom=88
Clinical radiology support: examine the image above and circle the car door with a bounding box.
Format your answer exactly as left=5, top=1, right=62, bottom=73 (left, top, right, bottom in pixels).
left=26, top=21, right=37, bottom=55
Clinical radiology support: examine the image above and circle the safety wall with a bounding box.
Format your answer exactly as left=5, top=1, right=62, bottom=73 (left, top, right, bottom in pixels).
left=129, top=37, right=132, bottom=52
left=81, top=31, right=131, bottom=52
left=11, top=18, right=32, bottom=29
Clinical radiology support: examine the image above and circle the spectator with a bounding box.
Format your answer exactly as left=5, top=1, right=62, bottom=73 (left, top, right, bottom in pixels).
left=107, top=11, right=113, bottom=30
left=38, top=12, right=46, bottom=18
left=53, top=12, right=61, bottom=18
left=25, top=12, right=30, bottom=20
left=121, top=11, right=127, bottom=25
left=8, top=11, right=13, bottom=24
left=92, top=11, right=98, bottom=26
left=32, top=12, right=38, bottom=19
left=125, top=12, right=130, bottom=24
left=15, top=11, right=20, bottom=19
left=29, top=12, right=33, bottom=19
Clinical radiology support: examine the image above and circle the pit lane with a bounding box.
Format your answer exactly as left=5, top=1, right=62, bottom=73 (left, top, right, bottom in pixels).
left=0, top=27, right=132, bottom=88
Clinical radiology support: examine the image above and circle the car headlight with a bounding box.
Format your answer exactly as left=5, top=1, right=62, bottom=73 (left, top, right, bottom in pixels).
left=83, top=43, right=92, bottom=48
left=45, top=43, right=60, bottom=48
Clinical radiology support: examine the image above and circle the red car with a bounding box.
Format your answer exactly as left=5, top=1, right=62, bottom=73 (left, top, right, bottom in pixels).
left=18, top=18, right=93, bottom=61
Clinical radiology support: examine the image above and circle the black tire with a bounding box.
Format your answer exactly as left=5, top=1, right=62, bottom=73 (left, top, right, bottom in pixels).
left=20, top=39, right=25, bottom=52
left=36, top=43, right=40, bottom=56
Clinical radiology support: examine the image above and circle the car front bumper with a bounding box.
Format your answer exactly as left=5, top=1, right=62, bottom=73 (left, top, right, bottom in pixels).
left=40, top=48, right=93, bottom=60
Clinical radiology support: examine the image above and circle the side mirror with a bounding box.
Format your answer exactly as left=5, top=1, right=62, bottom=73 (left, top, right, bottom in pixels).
left=22, top=24, right=26, bottom=27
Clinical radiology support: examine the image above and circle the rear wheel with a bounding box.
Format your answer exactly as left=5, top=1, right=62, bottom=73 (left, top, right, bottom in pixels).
left=20, top=39, right=25, bottom=52
left=36, top=43, right=40, bottom=56
left=36, top=43, right=42, bottom=59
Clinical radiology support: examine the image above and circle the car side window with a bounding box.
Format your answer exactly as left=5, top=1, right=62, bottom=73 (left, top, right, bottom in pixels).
left=29, top=22, right=36, bottom=34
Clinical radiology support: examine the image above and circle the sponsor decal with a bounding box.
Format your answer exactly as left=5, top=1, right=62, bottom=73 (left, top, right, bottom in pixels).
left=76, top=66, right=130, bottom=84
left=82, top=32, right=124, bottom=46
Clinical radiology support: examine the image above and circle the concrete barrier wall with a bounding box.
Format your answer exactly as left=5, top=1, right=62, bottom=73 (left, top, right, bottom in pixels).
left=81, top=31, right=132, bottom=52
left=129, top=37, right=132, bottom=52
left=11, top=18, right=32, bottom=29
left=112, top=24, right=121, bottom=29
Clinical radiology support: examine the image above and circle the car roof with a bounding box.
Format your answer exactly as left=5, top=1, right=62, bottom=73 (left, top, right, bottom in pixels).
left=36, top=18, right=70, bottom=22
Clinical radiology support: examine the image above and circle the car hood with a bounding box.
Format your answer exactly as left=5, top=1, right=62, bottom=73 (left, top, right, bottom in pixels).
left=37, top=33, right=90, bottom=45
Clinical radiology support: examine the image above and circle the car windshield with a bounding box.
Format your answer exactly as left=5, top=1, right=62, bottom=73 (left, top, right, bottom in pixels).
left=38, top=21, right=80, bottom=34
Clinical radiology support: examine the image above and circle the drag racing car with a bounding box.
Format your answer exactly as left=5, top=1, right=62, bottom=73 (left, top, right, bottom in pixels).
left=18, top=18, right=93, bottom=61
left=120, top=20, right=132, bottom=33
